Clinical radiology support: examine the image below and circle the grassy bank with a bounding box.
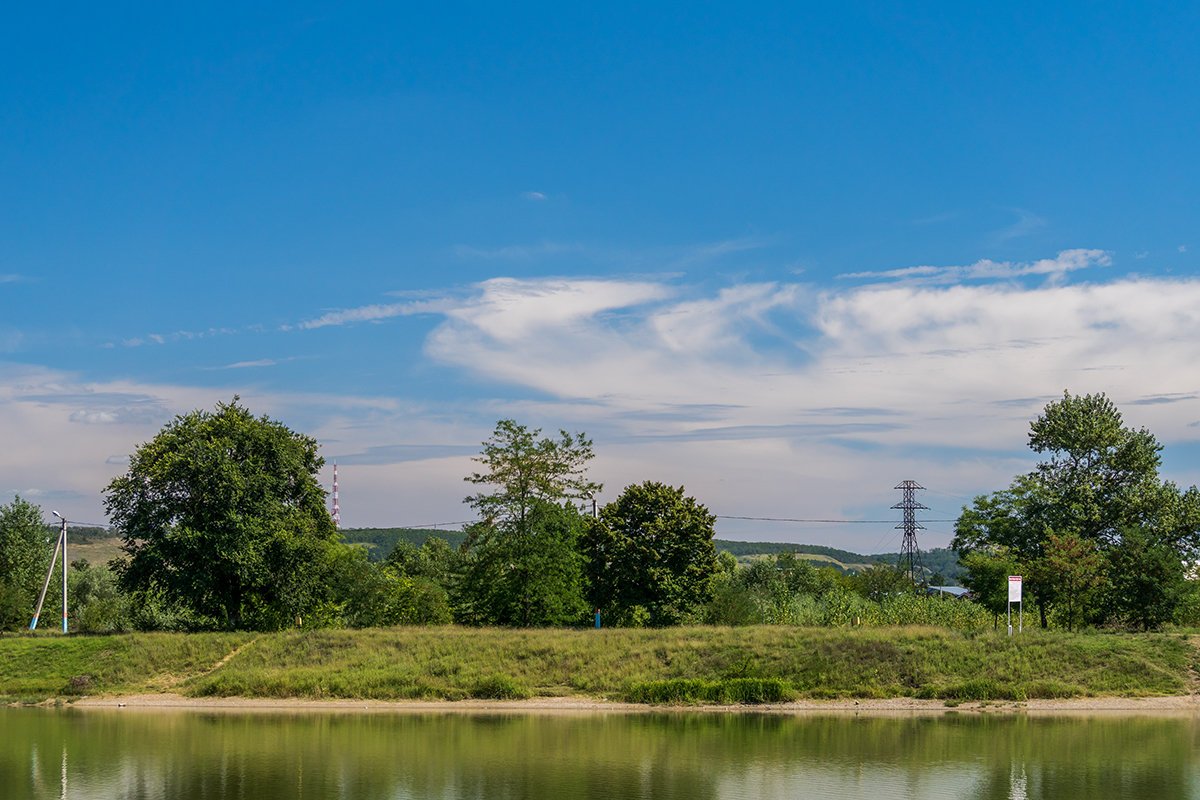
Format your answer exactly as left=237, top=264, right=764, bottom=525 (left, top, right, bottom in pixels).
left=0, top=632, right=252, bottom=703
left=0, top=626, right=1190, bottom=705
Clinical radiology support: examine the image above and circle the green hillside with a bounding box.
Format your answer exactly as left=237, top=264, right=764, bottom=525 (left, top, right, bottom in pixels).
left=339, top=528, right=469, bottom=560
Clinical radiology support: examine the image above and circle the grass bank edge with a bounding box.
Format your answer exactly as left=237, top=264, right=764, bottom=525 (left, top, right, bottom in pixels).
left=1, top=626, right=1190, bottom=705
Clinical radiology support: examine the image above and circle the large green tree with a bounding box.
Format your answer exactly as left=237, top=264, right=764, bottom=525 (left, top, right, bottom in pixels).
left=105, top=399, right=339, bottom=630
left=583, top=481, right=719, bottom=626
left=459, top=419, right=599, bottom=626
left=0, top=496, right=51, bottom=630
left=953, top=391, right=1200, bottom=628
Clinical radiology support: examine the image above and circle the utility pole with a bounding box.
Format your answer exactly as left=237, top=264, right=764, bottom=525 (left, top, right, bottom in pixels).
left=30, top=511, right=68, bottom=632
left=892, top=481, right=928, bottom=586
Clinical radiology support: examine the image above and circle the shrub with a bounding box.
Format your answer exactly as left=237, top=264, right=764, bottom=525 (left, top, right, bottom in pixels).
left=470, top=674, right=530, bottom=700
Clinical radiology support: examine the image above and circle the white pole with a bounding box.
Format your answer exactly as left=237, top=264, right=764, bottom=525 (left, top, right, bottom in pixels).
left=61, top=516, right=68, bottom=633
left=29, top=529, right=63, bottom=630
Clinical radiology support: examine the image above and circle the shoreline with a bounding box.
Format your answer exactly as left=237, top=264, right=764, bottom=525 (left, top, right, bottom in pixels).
left=59, top=692, right=1200, bottom=716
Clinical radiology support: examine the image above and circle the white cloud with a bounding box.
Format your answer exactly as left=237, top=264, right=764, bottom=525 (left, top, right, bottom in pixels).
left=838, top=249, right=1110, bottom=285
left=441, top=277, right=672, bottom=342
left=521, top=191, right=547, bottom=200
left=414, top=269, right=1200, bottom=546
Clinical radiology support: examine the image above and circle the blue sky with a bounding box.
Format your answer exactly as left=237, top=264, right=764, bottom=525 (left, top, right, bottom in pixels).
left=3, top=2, right=1199, bottom=551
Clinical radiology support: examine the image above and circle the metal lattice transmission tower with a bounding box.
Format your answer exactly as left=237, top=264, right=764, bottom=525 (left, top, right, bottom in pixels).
left=892, top=480, right=928, bottom=585
left=331, top=462, right=340, bottom=529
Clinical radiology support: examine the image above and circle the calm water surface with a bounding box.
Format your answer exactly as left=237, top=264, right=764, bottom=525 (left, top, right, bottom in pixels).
left=3, top=708, right=1199, bottom=799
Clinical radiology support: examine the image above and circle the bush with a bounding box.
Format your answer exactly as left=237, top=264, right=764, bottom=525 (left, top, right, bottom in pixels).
left=470, top=674, right=530, bottom=700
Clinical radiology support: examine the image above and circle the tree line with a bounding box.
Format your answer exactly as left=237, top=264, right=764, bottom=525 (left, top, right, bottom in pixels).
left=2, top=391, right=1198, bottom=633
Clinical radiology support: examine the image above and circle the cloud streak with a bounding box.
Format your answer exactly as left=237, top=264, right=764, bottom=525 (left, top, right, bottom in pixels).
left=838, top=249, right=1110, bottom=285
left=297, top=298, right=455, bottom=330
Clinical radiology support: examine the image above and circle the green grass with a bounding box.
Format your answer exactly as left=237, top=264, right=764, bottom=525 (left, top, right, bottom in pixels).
left=0, top=626, right=1189, bottom=705
left=0, top=631, right=252, bottom=702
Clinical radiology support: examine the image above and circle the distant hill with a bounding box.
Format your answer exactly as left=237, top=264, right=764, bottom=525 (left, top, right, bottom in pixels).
left=712, top=540, right=963, bottom=583
left=340, top=528, right=468, bottom=561
left=339, top=530, right=964, bottom=583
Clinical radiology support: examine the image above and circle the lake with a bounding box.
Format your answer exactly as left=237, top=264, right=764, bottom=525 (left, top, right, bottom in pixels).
left=2, top=707, right=1198, bottom=799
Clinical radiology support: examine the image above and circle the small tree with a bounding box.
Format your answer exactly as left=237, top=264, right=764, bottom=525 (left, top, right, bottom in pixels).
left=458, top=501, right=588, bottom=626
left=959, top=547, right=1024, bottom=628
left=0, top=496, right=51, bottom=631
left=583, top=481, right=718, bottom=626
left=848, top=563, right=914, bottom=603
left=1036, top=530, right=1107, bottom=632
left=459, top=420, right=599, bottom=627
left=1105, top=527, right=1189, bottom=631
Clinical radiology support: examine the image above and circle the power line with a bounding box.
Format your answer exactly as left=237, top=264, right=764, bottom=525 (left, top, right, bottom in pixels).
left=715, top=515, right=956, bottom=523
left=365, top=515, right=959, bottom=529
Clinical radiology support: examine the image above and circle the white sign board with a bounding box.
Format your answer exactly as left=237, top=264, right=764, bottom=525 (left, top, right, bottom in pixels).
left=1008, top=575, right=1023, bottom=603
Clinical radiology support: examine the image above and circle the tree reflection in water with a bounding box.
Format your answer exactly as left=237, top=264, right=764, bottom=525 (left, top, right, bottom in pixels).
left=0, top=709, right=1195, bottom=800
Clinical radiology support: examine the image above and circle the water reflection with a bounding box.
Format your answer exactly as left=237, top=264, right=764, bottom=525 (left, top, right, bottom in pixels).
left=1, top=709, right=1197, bottom=800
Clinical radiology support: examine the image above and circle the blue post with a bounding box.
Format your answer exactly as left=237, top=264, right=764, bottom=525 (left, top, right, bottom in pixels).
left=594, top=609, right=601, bottom=629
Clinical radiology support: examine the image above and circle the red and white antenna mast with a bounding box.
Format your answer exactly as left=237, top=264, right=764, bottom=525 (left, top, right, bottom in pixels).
left=331, top=462, right=340, bottom=529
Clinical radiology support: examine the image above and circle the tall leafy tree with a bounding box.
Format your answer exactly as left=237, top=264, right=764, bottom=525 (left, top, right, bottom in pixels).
left=583, top=481, right=718, bottom=626
left=953, top=391, right=1200, bottom=628
left=459, top=419, right=599, bottom=626
left=105, top=399, right=339, bottom=630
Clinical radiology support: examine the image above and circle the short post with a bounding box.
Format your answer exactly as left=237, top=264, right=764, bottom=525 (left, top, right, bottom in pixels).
left=594, top=609, right=601, bottom=629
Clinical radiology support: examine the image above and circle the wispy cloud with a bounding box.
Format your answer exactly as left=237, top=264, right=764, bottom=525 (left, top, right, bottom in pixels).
left=210, top=359, right=277, bottom=370
left=838, top=249, right=1110, bottom=285
left=296, top=298, right=454, bottom=330
left=119, top=327, right=236, bottom=347
left=521, top=191, right=547, bottom=201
